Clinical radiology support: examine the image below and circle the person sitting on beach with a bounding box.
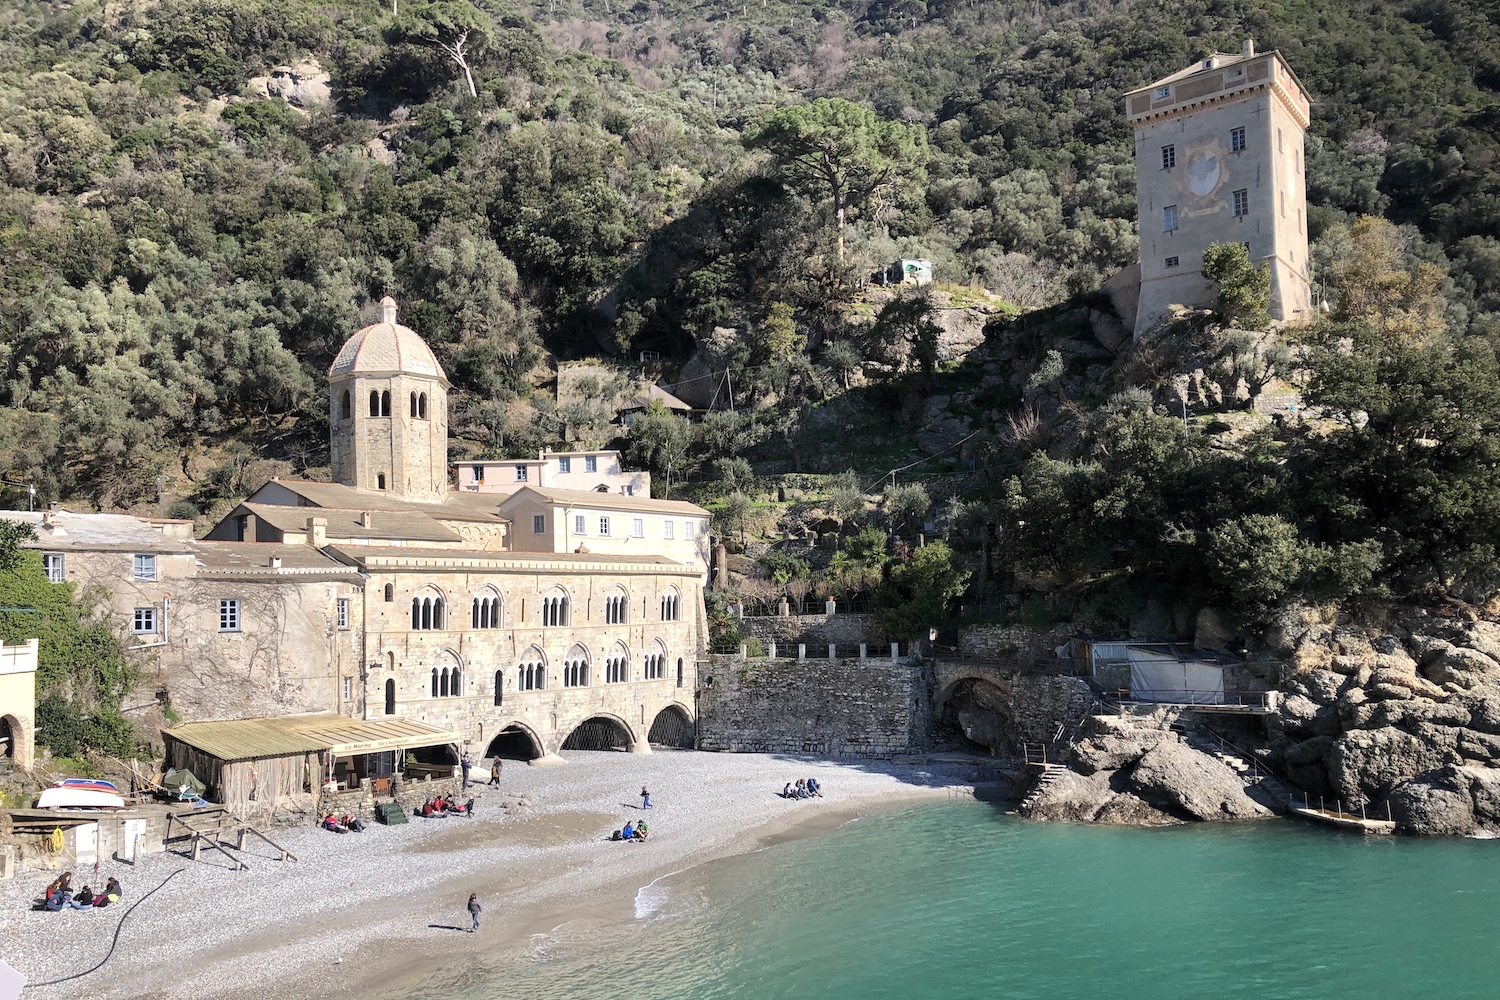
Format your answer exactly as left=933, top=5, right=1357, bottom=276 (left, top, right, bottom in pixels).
left=341, top=813, right=364, bottom=833
left=634, top=820, right=649, bottom=841
left=621, top=821, right=635, bottom=841
left=420, top=799, right=437, bottom=817
left=104, top=877, right=122, bottom=904
left=806, top=778, right=822, bottom=797
left=45, top=872, right=73, bottom=898
left=322, top=814, right=348, bottom=833
left=67, top=886, right=97, bottom=910
left=794, top=779, right=808, bottom=799
left=782, top=782, right=793, bottom=799
left=44, top=890, right=71, bottom=912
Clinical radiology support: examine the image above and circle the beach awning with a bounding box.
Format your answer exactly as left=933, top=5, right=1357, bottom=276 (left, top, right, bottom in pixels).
left=163, top=713, right=460, bottom=762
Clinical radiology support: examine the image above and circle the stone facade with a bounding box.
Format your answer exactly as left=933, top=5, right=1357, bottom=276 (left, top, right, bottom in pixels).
left=1126, top=41, right=1312, bottom=335
left=356, top=549, right=702, bottom=756
left=0, top=639, right=38, bottom=771
left=737, top=612, right=889, bottom=653
left=697, top=652, right=927, bottom=757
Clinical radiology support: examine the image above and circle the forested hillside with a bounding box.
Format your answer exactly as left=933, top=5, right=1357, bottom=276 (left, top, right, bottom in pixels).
left=2, top=0, right=1499, bottom=627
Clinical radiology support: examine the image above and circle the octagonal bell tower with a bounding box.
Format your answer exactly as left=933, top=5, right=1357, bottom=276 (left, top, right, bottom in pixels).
left=328, top=297, right=449, bottom=501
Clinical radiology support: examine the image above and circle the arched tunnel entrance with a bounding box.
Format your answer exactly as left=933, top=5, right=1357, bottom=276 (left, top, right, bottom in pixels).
left=935, top=677, right=1016, bottom=756
left=647, top=705, right=694, bottom=749
left=561, top=716, right=634, bottom=752
left=487, top=724, right=544, bottom=762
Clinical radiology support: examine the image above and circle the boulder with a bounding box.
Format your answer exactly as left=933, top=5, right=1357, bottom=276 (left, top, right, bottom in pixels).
left=1284, top=735, right=1335, bottom=768
left=1125, top=741, right=1270, bottom=821
left=1467, top=766, right=1500, bottom=825
left=1019, top=769, right=1116, bottom=823
left=1388, top=767, right=1477, bottom=835
left=1454, top=685, right=1500, bottom=734
left=1367, top=682, right=1414, bottom=702
left=1423, top=647, right=1500, bottom=689
left=1327, top=727, right=1458, bottom=804
left=1071, top=728, right=1167, bottom=775
left=1193, top=607, right=1236, bottom=652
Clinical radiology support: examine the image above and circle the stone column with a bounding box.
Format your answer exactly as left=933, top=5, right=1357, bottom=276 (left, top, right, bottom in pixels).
left=826, top=598, right=836, bottom=616
left=890, top=642, right=900, bottom=660
left=828, top=644, right=837, bottom=660
left=798, top=644, right=806, bottom=661
left=769, top=641, right=777, bottom=659
left=859, top=643, right=867, bottom=660
left=778, top=599, right=789, bottom=617
left=629, top=738, right=652, bottom=754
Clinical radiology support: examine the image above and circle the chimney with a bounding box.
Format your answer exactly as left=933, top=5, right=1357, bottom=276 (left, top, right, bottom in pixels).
left=361, top=511, right=374, bottom=529
left=1242, top=39, right=1255, bottom=58
left=306, top=516, right=328, bottom=547
left=269, top=555, right=282, bottom=569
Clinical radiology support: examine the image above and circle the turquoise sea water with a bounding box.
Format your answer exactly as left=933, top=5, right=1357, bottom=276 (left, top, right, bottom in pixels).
left=415, top=802, right=1500, bottom=1000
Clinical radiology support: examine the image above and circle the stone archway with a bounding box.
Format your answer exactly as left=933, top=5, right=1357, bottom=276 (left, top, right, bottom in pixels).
left=560, top=715, right=635, bottom=752
left=647, top=704, right=694, bottom=749
left=0, top=714, right=31, bottom=772
left=486, top=723, right=544, bottom=762
left=935, top=676, right=1015, bottom=756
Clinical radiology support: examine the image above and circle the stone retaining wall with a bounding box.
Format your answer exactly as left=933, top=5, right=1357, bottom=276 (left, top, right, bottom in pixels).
left=738, top=612, right=888, bottom=651
left=697, top=653, right=927, bottom=757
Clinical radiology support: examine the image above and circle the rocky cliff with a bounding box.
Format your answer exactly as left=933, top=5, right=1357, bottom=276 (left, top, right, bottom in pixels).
left=1267, top=606, right=1500, bottom=835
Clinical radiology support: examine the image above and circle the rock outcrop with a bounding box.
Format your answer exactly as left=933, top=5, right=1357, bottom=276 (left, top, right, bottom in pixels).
left=1264, top=604, right=1500, bottom=834
left=1021, top=723, right=1272, bottom=826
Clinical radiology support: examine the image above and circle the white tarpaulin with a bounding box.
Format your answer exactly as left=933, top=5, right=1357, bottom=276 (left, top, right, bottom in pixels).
left=1127, top=646, right=1225, bottom=704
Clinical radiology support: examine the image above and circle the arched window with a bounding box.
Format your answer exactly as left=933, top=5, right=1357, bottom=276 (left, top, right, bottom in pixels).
left=410, top=392, right=419, bottom=418
left=340, top=391, right=351, bottom=419
left=517, top=647, right=546, bottom=691
left=494, top=669, right=504, bottom=707
left=412, top=592, right=444, bottom=631
left=380, top=390, right=391, bottom=416
left=661, top=589, right=681, bottom=622
left=451, top=665, right=461, bottom=696
left=604, top=589, right=628, bottom=625
left=562, top=645, right=589, bottom=688
left=384, top=678, right=396, bottom=714
left=419, top=393, right=428, bottom=419
left=644, top=642, right=666, bottom=680
left=384, top=583, right=394, bottom=602
left=542, top=590, right=569, bottom=627
left=606, top=643, right=629, bottom=683
left=431, top=668, right=439, bottom=697
left=377, top=473, right=387, bottom=490
left=471, top=593, right=500, bottom=629
left=369, top=391, right=381, bottom=417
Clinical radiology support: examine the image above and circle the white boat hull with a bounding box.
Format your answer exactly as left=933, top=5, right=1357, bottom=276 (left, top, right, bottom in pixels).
left=35, top=787, right=125, bottom=809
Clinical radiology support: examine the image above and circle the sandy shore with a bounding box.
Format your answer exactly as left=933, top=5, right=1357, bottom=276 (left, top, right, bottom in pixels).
left=0, top=751, right=981, bottom=999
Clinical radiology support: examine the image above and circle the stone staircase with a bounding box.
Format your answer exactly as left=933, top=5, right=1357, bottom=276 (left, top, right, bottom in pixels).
left=1018, top=763, right=1070, bottom=813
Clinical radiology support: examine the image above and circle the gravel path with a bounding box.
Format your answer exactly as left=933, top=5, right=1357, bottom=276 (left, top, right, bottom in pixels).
left=0, top=751, right=976, bottom=1000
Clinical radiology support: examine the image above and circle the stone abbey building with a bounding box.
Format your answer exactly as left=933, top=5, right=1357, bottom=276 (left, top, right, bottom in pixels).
left=8, top=299, right=709, bottom=772
left=1125, top=41, right=1313, bottom=336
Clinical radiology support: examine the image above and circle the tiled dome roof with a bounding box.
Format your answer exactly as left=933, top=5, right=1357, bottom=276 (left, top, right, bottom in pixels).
left=328, top=297, right=447, bottom=381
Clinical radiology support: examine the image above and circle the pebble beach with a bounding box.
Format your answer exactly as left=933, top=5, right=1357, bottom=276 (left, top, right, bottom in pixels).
left=0, top=751, right=977, bottom=1000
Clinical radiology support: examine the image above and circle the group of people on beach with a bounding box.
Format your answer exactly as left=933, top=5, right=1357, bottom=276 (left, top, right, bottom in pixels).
left=416, top=795, right=474, bottom=818
left=36, top=872, right=123, bottom=912
left=322, top=813, right=365, bottom=833
left=610, top=819, right=649, bottom=842
left=608, top=786, right=654, bottom=843
left=781, top=778, right=823, bottom=799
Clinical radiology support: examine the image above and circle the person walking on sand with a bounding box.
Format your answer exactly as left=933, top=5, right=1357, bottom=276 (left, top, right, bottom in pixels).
left=489, top=758, right=502, bottom=787
left=461, top=753, right=473, bottom=790
left=640, top=785, right=652, bottom=809
left=467, top=893, right=482, bottom=932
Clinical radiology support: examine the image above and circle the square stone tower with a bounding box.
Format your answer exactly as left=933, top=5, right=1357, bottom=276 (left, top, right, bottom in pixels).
left=1125, top=41, right=1312, bottom=336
